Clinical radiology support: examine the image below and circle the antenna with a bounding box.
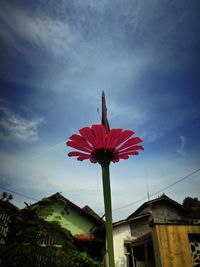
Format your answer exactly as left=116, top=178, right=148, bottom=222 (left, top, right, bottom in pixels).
left=145, top=169, right=152, bottom=214
left=145, top=169, right=150, bottom=202
left=146, top=181, right=150, bottom=202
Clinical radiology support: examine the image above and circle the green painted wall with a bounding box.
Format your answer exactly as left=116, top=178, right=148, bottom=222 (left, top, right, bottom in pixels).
left=37, top=202, right=95, bottom=235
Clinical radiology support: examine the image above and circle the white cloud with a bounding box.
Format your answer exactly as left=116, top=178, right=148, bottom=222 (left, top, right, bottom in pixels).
left=0, top=139, right=199, bottom=220
left=177, top=135, right=186, bottom=156
left=140, top=129, right=163, bottom=143
left=0, top=144, right=105, bottom=211
left=0, top=0, right=199, bottom=221
left=0, top=2, right=81, bottom=60
left=0, top=0, right=157, bottom=92
left=0, top=105, right=44, bottom=142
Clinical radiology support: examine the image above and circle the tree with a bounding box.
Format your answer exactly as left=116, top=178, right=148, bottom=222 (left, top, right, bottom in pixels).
left=0, top=191, right=13, bottom=201
left=182, top=197, right=200, bottom=218
left=0, top=207, right=100, bottom=267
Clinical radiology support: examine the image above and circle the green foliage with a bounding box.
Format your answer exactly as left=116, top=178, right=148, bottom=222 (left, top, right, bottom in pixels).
left=183, top=196, right=200, bottom=210
left=40, top=197, right=51, bottom=204
left=0, top=207, right=101, bottom=267
left=58, top=251, right=101, bottom=267
left=183, top=196, right=200, bottom=217
left=0, top=191, right=13, bottom=201
left=55, top=215, right=62, bottom=220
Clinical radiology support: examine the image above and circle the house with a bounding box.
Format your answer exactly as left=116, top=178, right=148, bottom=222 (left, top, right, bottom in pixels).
left=29, top=192, right=105, bottom=261
left=112, top=218, right=132, bottom=267
left=151, top=219, right=200, bottom=267
left=0, top=195, right=104, bottom=267
left=113, top=194, right=200, bottom=267
left=0, top=199, right=19, bottom=245
left=0, top=200, right=20, bottom=266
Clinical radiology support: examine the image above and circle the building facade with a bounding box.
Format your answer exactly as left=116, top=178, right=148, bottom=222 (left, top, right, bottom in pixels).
left=113, top=194, right=200, bottom=267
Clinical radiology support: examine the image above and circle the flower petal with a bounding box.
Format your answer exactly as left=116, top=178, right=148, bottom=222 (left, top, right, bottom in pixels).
left=79, top=127, right=98, bottom=148
left=118, top=154, right=129, bottom=159
left=90, top=157, right=97, bottom=163
left=112, top=157, right=120, bottom=163
left=92, top=125, right=106, bottom=147
left=66, top=141, right=91, bottom=153
left=118, top=145, right=144, bottom=154
left=67, top=125, right=143, bottom=164
left=77, top=155, right=91, bottom=161
left=106, top=129, right=123, bottom=148
left=69, top=134, right=93, bottom=151
left=117, top=137, right=143, bottom=151
left=68, top=151, right=90, bottom=157
left=115, top=130, right=135, bottom=147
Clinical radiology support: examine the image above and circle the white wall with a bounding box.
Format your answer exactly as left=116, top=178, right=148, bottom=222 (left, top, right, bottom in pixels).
left=113, top=222, right=132, bottom=267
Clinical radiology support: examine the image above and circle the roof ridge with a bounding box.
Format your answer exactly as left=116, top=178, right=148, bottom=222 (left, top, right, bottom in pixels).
left=127, top=194, right=187, bottom=219
left=26, top=192, right=103, bottom=223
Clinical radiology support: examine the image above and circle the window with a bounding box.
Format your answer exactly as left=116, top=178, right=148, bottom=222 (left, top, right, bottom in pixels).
left=189, top=233, right=200, bottom=267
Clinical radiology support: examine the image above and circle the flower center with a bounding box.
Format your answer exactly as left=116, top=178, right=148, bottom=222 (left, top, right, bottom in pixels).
left=91, top=148, right=118, bottom=164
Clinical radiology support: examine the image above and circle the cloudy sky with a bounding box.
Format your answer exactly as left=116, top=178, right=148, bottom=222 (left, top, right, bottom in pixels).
left=0, top=0, right=200, bottom=221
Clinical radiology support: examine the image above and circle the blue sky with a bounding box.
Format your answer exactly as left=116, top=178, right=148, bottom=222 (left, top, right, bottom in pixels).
left=0, top=0, right=200, bottom=221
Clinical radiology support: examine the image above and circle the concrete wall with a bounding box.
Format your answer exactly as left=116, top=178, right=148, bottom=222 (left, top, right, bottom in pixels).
left=136, top=203, right=186, bottom=221
left=130, top=203, right=187, bottom=237
left=152, top=224, right=200, bottom=267
left=150, top=203, right=186, bottom=221
left=113, top=222, right=132, bottom=267
left=130, top=216, right=151, bottom=238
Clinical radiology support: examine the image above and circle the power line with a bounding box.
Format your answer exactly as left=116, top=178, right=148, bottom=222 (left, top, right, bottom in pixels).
left=113, top=168, right=200, bottom=213
left=0, top=185, right=39, bottom=202
left=0, top=168, right=199, bottom=212
left=149, top=168, right=200, bottom=198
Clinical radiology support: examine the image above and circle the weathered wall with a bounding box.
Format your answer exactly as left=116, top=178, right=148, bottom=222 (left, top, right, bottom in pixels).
left=130, top=216, right=151, bottom=238
left=137, top=203, right=186, bottom=221
left=130, top=203, right=186, bottom=238
left=150, top=203, right=186, bottom=221
left=37, top=202, right=95, bottom=235
left=113, top=223, right=131, bottom=267
left=152, top=224, right=200, bottom=267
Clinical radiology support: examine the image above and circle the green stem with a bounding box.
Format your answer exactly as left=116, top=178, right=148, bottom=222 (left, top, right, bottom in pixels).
left=101, top=163, right=115, bottom=267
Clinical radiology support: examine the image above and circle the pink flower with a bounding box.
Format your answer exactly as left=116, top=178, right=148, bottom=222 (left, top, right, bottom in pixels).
left=67, top=124, right=143, bottom=164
